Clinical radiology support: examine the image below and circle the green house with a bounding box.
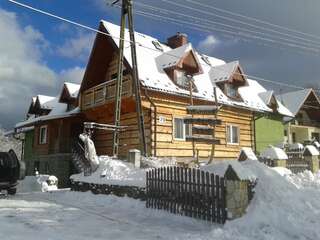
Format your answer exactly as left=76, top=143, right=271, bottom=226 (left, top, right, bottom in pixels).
left=253, top=90, right=293, bottom=154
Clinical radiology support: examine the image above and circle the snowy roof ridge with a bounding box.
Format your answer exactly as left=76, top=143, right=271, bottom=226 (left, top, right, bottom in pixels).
left=100, top=20, right=292, bottom=114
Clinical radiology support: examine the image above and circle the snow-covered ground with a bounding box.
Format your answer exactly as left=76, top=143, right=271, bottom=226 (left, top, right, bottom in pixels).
left=1, top=161, right=320, bottom=240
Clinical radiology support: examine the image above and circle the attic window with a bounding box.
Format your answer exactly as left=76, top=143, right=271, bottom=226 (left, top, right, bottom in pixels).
left=152, top=40, right=163, bottom=52
left=201, top=55, right=211, bottom=66
left=175, top=70, right=190, bottom=89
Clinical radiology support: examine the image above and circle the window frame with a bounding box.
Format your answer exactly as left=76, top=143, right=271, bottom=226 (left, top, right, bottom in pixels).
left=173, top=117, right=192, bottom=141
left=226, top=124, right=240, bottom=145
left=39, top=125, right=48, bottom=145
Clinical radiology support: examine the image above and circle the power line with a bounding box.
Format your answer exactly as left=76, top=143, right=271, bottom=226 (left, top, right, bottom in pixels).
left=136, top=1, right=320, bottom=49
left=159, top=0, right=320, bottom=47
left=184, top=0, right=320, bottom=41
left=131, top=8, right=320, bottom=55
left=8, top=0, right=319, bottom=93
left=133, top=2, right=320, bottom=51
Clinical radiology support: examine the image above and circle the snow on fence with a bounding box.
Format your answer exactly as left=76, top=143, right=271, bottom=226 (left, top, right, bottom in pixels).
left=145, top=166, right=227, bottom=224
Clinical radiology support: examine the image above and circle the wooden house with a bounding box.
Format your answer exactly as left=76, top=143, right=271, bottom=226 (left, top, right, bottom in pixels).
left=15, top=83, right=84, bottom=187
left=77, top=20, right=291, bottom=161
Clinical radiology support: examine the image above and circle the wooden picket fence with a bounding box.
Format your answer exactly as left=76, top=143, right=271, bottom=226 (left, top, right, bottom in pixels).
left=146, top=166, right=227, bottom=224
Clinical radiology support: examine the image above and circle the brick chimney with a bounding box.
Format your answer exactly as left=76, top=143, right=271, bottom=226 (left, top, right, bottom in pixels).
left=167, top=32, right=188, bottom=49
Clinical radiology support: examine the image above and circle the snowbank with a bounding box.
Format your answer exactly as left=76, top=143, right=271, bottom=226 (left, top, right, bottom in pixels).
left=211, top=161, right=320, bottom=239
left=202, top=160, right=257, bottom=181
left=71, top=156, right=146, bottom=187
left=260, top=145, right=288, bottom=160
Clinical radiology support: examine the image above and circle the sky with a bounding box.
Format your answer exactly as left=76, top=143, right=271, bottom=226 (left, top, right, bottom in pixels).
left=1, top=0, right=320, bottom=129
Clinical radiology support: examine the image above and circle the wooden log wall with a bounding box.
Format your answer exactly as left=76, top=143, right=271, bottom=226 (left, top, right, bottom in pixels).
left=144, top=92, right=255, bottom=159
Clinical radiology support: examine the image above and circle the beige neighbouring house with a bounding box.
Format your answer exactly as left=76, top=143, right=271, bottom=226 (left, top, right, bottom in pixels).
left=278, top=89, right=320, bottom=144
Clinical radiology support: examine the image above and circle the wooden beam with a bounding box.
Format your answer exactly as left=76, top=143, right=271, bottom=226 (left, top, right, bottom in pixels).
left=184, top=117, right=222, bottom=126
left=186, top=105, right=220, bottom=115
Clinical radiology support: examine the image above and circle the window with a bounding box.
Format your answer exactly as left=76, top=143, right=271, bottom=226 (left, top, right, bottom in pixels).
left=225, top=83, right=238, bottom=98
left=173, top=118, right=192, bottom=140
left=39, top=125, right=47, bottom=144
left=292, top=132, right=296, bottom=143
left=226, top=125, right=239, bottom=144
left=175, top=70, right=190, bottom=88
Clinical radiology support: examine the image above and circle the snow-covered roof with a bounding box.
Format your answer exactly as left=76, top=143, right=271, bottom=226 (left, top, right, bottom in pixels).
left=37, top=95, right=56, bottom=109
left=258, top=90, right=274, bottom=105
left=248, top=81, right=293, bottom=117
left=15, top=96, right=80, bottom=128
left=313, top=141, right=320, bottom=148
left=277, top=89, right=315, bottom=116
left=101, top=20, right=291, bottom=114
left=260, top=146, right=288, bottom=160
left=156, top=43, right=193, bottom=69
left=209, top=61, right=240, bottom=83
left=288, top=143, right=304, bottom=150
left=303, top=145, right=319, bottom=156
left=64, top=82, right=80, bottom=98
left=238, top=147, right=258, bottom=161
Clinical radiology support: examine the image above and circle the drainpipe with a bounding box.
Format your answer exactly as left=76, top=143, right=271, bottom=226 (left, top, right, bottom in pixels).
left=144, top=88, right=157, bottom=157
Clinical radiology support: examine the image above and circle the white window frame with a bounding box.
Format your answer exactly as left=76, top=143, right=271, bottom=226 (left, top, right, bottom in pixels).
left=226, top=124, right=240, bottom=145
left=39, top=125, right=48, bottom=145
left=173, top=117, right=192, bottom=141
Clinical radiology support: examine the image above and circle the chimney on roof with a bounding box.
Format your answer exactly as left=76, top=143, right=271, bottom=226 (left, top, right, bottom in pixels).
left=167, top=32, right=188, bottom=49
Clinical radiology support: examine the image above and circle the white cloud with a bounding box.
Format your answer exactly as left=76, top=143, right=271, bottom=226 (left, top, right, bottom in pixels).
left=0, top=8, right=85, bottom=129
left=59, top=66, right=85, bottom=84
left=197, top=35, right=219, bottom=54
left=57, top=31, right=95, bottom=61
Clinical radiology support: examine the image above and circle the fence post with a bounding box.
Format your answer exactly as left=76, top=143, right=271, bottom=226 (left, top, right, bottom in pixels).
left=224, top=165, right=249, bottom=220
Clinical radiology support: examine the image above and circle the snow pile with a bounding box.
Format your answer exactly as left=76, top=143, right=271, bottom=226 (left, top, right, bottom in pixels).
left=0, top=128, right=22, bottom=158
left=141, top=156, right=176, bottom=168
left=210, top=161, right=320, bottom=239
left=17, top=176, right=42, bottom=193
left=71, top=156, right=146, bottom=187
left=271, top=167, right=292, bottom=176
left=202, top=160, right=257, bottom=181
left=260, top=145, right=288, bottom=160
left=285, top=170, right=320, bottom=189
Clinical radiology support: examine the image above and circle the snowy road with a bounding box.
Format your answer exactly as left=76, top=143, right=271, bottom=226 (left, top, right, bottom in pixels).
left=0, top=191, right=216, bottom=240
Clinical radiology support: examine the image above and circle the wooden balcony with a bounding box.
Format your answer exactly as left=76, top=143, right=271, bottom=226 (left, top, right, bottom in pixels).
left=81, top=77, right=132, bottom=110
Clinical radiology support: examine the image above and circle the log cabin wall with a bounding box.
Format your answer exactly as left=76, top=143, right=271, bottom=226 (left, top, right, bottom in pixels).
left=145, top=91, right=255, bottom=160
left=33, top=117, right=84, bottom=155
left=82, top=100, right=152, bottom=158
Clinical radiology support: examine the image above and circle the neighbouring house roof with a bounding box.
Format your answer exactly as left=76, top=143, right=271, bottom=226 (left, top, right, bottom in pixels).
left=99, top=20, right=292, bottom=115
left=248, top=81, right=293, bottom=117
left=36, top=95, right=56, bottom=109
left=260, top=146, right=288, bottom=160
left=59, top=82, right=81, bottom=104
left=15, top=96, right=80, bottom=129
left=64, top=82, right=80, bottom=98
left=277, top=88, right=320, bottom=116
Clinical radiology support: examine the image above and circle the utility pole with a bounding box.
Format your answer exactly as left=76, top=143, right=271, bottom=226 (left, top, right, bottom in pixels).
left=112, top=0, right=147, bottom=157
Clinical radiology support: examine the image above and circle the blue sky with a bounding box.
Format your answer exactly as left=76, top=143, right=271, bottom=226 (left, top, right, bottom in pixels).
left=1, top=0, right=320, bottom=129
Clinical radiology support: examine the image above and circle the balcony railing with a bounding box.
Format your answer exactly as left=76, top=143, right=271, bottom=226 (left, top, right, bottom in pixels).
left=81, top=76, right=132, bottom=110
left=292, top=120, right=320, bottom=128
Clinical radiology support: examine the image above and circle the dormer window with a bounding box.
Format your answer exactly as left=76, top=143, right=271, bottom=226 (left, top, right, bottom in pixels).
left=175, top=70, right=189, bottom=88
left=225, top=83, right=238, bottom=98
